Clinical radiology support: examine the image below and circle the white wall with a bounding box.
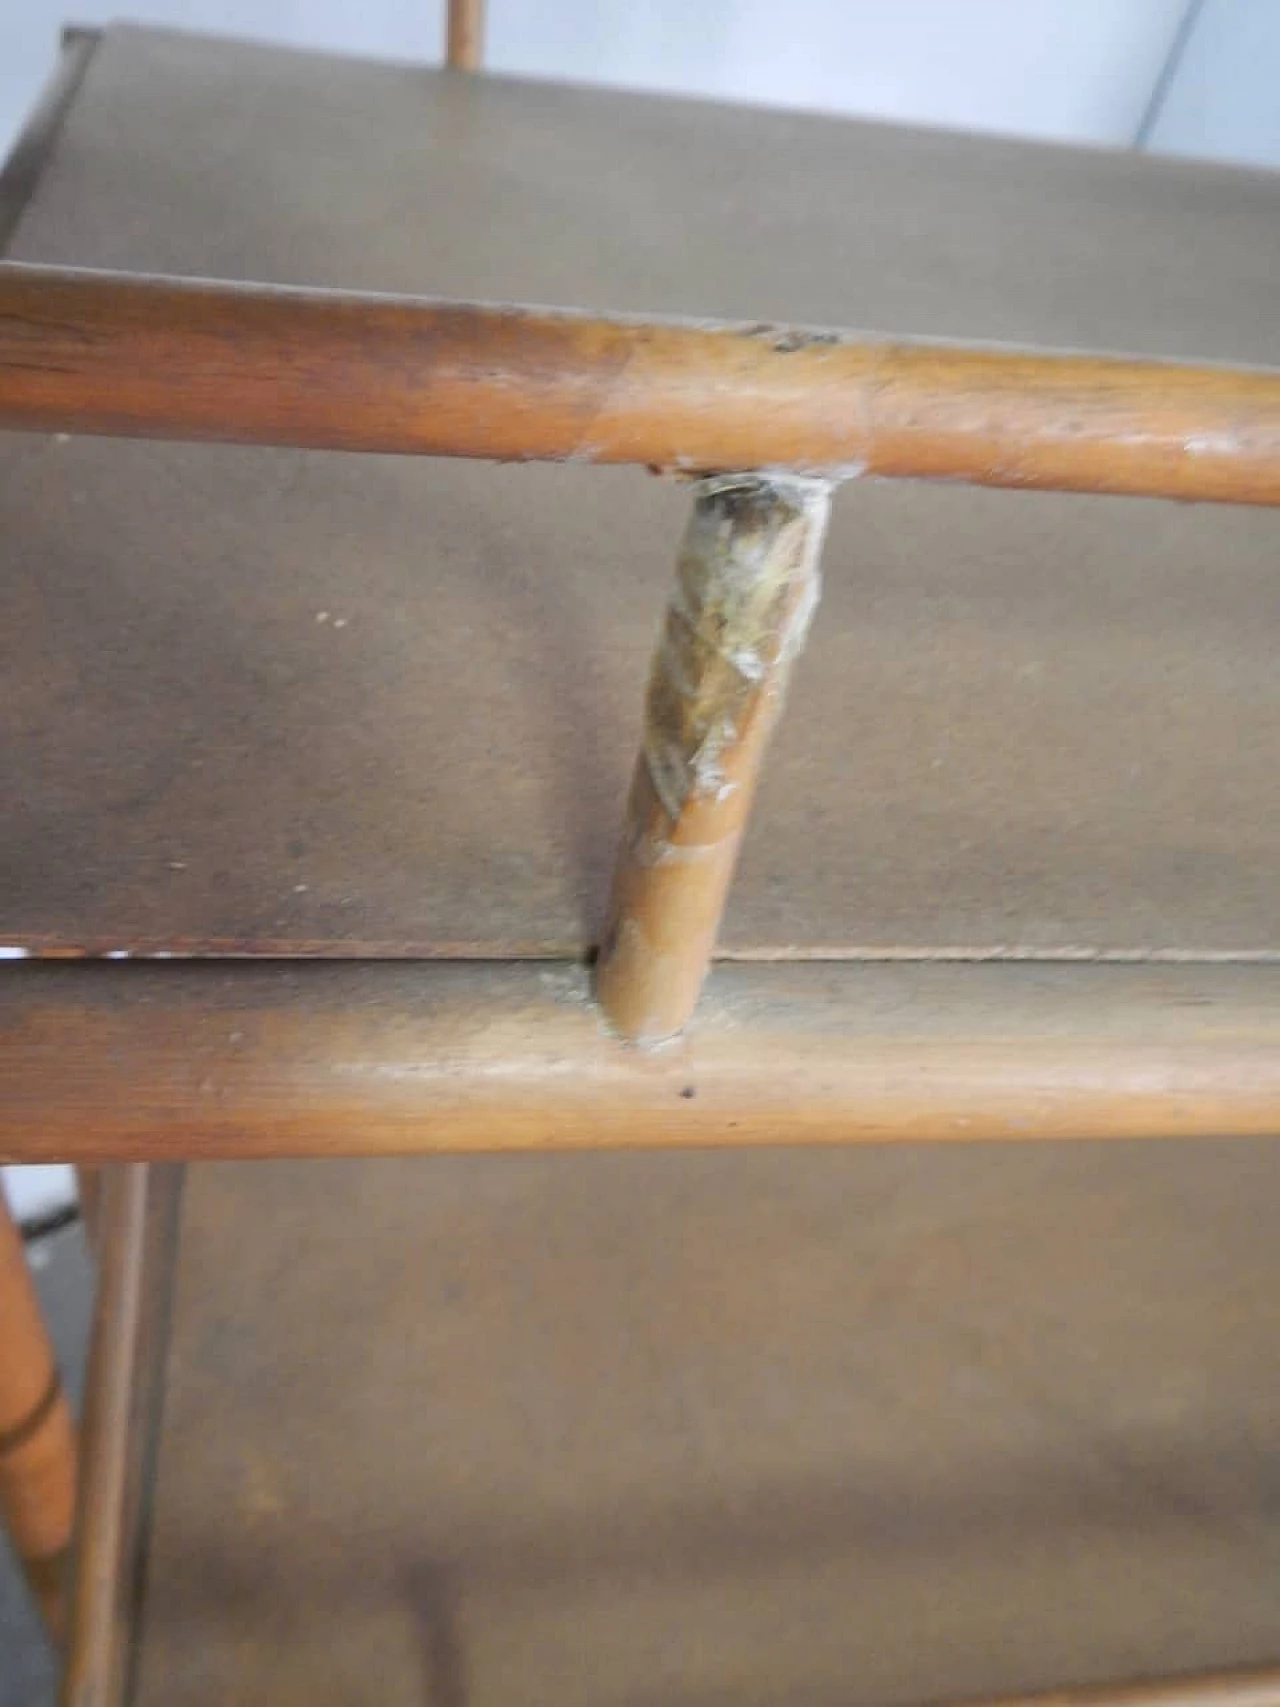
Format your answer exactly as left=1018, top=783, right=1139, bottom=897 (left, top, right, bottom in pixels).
left=2, top=0, right=1275, bottom=1225
left=488, top=0, right=1190, bottom=140
left=1144, top=0, right=1280, bottom=166
left=3, top=1164, right=77, bottom=1225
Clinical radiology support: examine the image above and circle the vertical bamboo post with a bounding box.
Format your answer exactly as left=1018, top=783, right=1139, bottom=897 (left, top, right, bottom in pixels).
left=596, top=474, right=831, bottom=1044
left=0, top=1185, right=77, bottom=1642
left=76, top=1167, right=101, bottom=1254
left=62, top=1164, right=183, bottom=1707
left=446, top=0, right=486, bottom=71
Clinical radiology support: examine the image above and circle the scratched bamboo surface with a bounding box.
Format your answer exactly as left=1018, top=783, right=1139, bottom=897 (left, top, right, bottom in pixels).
left=127, top=1146, right=1280, bottom=1705
left=5, top=262, right=1280, bottom=502
left=597, top=477, right=831, bottom=1041
left=2, top=26, right=1279, bottom=962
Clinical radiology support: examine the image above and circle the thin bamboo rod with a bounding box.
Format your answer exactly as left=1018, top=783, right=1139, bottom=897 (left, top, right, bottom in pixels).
left=2, top=961, right=1280, bottom=1161
left=61, top=1165, right=182, bottom=1707
left=2, top=264, right=1279, bottom=504
left=597, top=474, right=830, bottom=1041
left=0, top=1184, right=77, bottom=1640
left=446, top=0, right=485, bottom=71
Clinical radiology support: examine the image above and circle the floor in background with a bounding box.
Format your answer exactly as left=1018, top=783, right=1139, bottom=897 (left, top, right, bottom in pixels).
left=0, top=1222, right=93, bottom=1707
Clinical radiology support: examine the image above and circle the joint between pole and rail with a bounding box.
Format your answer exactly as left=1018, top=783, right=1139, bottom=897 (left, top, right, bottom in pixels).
left=596, top=472, right=832, bottom=1043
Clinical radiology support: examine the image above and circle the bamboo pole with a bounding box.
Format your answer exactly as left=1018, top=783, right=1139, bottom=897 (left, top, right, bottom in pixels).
left=61, top=1164, right=182, bottom=1707
left=2, top=961, right=1280, bottom=1160
left=1, top=264, right=1279, bottom=504
left=0, top=1184, right=77, bottom=1641
left=446, top=0, right=485, bottom=71
left=75, top=1168, right=101, bottom=1253
left=597, top=475, right=830, bottom=1041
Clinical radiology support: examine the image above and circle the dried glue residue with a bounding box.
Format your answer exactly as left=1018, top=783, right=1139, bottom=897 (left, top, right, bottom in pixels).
left=643, top=474, right=830, bottom=821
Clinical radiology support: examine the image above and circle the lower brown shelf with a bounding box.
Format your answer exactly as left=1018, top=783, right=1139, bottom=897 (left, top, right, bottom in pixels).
left=72, top=1145, right=1280, bottom=1707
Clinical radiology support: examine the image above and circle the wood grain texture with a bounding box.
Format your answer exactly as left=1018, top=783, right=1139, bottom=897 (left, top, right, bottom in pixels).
left=61, top=1164, right=183, bottom=1707
left=2, top=262, right=1280, bottom=503
left=1, top=962, right=1279, bottom=1161
left=598, top=476, right=830, bottom=1040
left=0, top=1184, right=77, bottom=1640
left=446, top=0, right=484, bottom=71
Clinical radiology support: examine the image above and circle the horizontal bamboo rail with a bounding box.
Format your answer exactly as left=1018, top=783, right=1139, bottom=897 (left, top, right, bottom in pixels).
left=2, top=264, right=1279, bottom=503
left=1, top=961, right=1279, bottom=1161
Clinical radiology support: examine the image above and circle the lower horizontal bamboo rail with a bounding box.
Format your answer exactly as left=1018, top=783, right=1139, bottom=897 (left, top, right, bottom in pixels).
left=2, top=264, right=1280, bottom=503
left=1, top=961, right=1278, bottom=1161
